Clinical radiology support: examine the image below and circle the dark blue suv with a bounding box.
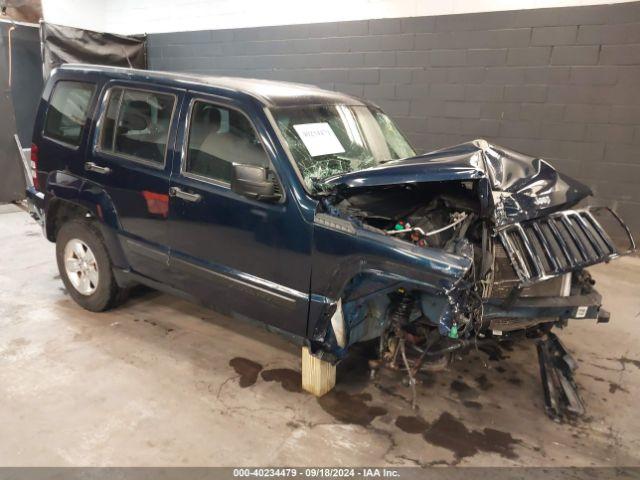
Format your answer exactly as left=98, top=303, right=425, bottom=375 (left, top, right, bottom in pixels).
left=27, top=65, right=634, bottom=411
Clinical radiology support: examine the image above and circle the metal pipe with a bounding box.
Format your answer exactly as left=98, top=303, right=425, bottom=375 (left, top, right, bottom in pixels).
left=7, top=22, right=15, bottom=88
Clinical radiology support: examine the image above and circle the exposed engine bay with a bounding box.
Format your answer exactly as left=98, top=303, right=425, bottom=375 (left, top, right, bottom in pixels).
left=312, top=140, right=636, bottom=418
left=329, top=181, right=538, bottom=356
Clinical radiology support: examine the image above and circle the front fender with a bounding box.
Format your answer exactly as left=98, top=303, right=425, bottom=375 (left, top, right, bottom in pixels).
left=308, top=213, right=472, bottom=339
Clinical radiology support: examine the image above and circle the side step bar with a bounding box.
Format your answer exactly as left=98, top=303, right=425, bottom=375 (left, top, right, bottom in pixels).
left=537, top=332, right=585, bottom=421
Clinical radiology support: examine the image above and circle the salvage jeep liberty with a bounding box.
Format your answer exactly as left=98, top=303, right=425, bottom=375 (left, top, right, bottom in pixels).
left=27, top=65, right=635, bottom=419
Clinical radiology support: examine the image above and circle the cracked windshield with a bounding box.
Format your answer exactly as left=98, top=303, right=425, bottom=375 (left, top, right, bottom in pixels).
left=272, top=104, right=415, bottom=191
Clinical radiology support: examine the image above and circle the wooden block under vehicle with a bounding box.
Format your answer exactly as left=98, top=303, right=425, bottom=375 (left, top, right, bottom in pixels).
left=301, top=346, right=336, bottom=397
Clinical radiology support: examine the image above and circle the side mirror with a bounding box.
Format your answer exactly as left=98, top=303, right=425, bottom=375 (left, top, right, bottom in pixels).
left=231, top=164, right=281, bottom=202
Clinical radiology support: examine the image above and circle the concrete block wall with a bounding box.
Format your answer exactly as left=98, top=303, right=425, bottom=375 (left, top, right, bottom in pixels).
left=148, top=2, right=640, bottom=238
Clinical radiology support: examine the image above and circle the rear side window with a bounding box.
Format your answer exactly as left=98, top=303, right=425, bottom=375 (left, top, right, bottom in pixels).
left=185, top=100, right=269, bottom=183
left=99, top=87, right=176, bottom=165
left=43, top=81, right=95, bottom=147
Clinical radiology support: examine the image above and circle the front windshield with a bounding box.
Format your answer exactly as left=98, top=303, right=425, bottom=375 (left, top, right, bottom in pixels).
left=271, top=104, right=415, bottom=191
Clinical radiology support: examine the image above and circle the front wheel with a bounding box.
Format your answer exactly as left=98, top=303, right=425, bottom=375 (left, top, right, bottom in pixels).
left=56, top=219, right=125, bottom=312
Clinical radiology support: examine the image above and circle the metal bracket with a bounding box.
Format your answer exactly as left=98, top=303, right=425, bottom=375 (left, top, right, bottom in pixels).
left=537, top=332, right=585, bottom=421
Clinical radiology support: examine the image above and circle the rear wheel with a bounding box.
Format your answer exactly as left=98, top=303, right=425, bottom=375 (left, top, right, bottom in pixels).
left=56, top=219, right=125, bottom=311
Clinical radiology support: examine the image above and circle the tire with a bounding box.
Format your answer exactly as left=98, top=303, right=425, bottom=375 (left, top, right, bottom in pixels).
left=55, top=219, right=125, bottom=312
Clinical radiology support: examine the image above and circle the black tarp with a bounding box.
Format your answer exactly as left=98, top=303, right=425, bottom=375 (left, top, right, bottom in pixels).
left=0, top=21, right=41, bottom=203
left=9, top=22, right=42, bottom=145
left=42, top=22, right=147, bottom=78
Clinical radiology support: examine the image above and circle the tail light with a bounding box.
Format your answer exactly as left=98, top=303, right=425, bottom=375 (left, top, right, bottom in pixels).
left=30, top=143, right=39, bottom=190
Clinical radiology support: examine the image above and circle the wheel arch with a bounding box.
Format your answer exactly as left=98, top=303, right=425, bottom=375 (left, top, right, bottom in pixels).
left=45, top=172, right=128, bottom=269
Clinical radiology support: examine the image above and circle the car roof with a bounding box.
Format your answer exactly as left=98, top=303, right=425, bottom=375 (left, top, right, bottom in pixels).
left=58, top=64, right=370, bottom=109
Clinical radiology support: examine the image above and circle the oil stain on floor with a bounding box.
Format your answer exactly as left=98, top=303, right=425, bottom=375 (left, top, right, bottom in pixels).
left=261, top=368, right=303, bottom=393
left=227, top=354, right=525, bottom=462
left=395, top=415, right=430, bottom=434
left=422, top=412, right=520, bottom=461
left=474, top=374, right=493, bottom=391
left=229, top=357, right=263, bottom=387
left=610, top=356, right=640, bottom=370
left=317, top=391, right=387, bottom=426
left=450, top=379, right=480, bottom=401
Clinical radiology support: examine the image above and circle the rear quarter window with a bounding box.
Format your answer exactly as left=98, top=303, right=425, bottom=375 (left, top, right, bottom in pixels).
left=98, top=87, right=176, bottom=166
left=43, top=81, right=95, bottom=147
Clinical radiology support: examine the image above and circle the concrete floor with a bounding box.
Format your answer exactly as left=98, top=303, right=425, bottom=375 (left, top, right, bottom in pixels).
left=1, top=203, right=639, bottom=467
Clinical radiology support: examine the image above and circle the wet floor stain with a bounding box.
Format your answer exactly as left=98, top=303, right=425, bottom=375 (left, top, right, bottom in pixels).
left=422, top=412, right=519, bottom=461
left=507, top=377, right=523, bottom=386
left=395, top=415, right=430, bottom=434
left=317, top=391, right=387, bottom=426
left=418, top=371, right=437, bottom=388
left=133, top=318, right=174, bottom=334
left=374, top=383, right=410, bottom=404
left=261, top=368, right=303, bottom=393
left=474, top=374, right=493, bottom=391
left=500, top=341, right=515, bottom=352
left=450, top=380, right=480, bottom=401
left=229, top=357, right=263, bottom=388
left=336, top=351, right=371, bottom=388
left=608, top=382, right=629, bottom=394
left=479, top=343, right=508, bottom=361
left=582, top=373, right=628, bottom=394
left=589, top=362, right=621, bottom=372
left=609, top=356, right=640, bottom=371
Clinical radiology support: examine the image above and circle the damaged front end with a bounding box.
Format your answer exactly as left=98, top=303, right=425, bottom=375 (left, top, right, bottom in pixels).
left=309, top=139, right=635, bottom=416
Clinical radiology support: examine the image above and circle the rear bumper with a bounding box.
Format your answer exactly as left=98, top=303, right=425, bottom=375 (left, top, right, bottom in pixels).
left=483, top=289, right=605, bottom=322
left=25, top=186, right=45, bottom=225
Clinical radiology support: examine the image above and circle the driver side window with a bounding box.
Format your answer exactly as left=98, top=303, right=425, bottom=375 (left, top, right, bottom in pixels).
left=185, top=100, right=269, bottom=183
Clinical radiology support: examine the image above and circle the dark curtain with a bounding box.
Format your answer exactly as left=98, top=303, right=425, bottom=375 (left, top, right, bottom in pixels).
left=42, top=22, right=147, bottom=78
left=0, top=22, right=40, bottom=202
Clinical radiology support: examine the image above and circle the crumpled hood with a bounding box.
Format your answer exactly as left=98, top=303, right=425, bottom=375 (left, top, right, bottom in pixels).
left=322, top=139, right=592, bottom=226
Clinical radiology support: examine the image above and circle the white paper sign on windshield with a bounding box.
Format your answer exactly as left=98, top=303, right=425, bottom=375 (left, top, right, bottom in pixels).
left=293, top=123, right=345, bottom=157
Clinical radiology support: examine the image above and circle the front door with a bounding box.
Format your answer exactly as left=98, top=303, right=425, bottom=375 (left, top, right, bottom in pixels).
left=166, top=93, right=311, bottom=336
left=83, top=81, right=184, bottom=282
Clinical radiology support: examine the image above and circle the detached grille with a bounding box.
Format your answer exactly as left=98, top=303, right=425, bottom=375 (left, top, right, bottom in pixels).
left=498, top=207, right=634, bottom=284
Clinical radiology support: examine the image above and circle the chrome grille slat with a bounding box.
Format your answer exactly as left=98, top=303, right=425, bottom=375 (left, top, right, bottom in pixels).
left=576, top=213, right=608, bottom=257
left=531, top=222, right=561, bottom=273
left=546, top=218, right=577, bottom=265
left=512, top=224, right=544, bottom=277
left=539, top=220, right=569, bottom=270
left=569, top=213, right=600, bottom=259
left=503, top=229, right=531, bottom=279
left=582, top=210, right=617, bottom=255
left=498, top=207, right=626, bottom=284
left=559, top=214, right=589, bottom=262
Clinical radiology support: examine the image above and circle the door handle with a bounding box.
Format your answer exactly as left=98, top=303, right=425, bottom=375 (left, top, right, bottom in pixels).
left=169, top=187, right=202, bottom=203
left=84, top=162, right=111, bottom=175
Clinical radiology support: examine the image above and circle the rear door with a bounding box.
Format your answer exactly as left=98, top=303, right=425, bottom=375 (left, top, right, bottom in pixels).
left=83, top=81, right=184, bottom=282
